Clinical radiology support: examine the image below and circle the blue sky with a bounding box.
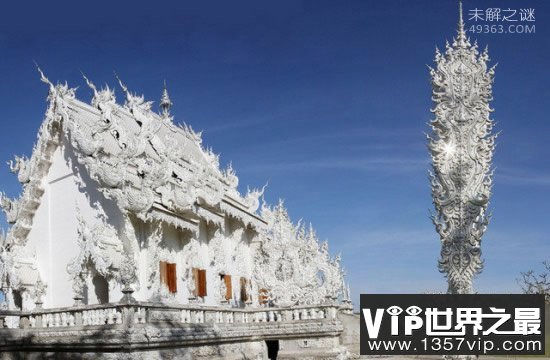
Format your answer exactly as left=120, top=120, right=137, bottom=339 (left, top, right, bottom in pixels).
left=0, top=0, right=548, bottom=302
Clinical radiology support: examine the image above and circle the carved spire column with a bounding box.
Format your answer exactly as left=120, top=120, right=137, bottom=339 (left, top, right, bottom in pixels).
left=428, top=2, right=496, bottom=294
left=160, top=81, right=173, bottom=122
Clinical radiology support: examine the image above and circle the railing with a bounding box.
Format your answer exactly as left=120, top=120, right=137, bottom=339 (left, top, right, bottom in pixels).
left=0, top=302, right=341, bottom=330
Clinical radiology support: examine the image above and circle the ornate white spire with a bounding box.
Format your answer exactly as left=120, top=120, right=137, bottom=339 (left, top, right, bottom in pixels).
left=456, top=1, right=468, bottom=47
left=160, top=80, right=173, bottom=121
left=428, top=4, right=497, bottom=294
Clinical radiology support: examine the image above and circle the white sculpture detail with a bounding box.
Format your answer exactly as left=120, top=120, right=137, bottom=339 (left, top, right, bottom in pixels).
left=254, top=201, right=345, bottom=306
left=32, top=276, right=47, bottom=307
left=182, top=238, right=201, bottom=297
left=0, top=230, right=13, bottom=288
left=66, top=212, right=124, bottom=298
left=0, top=68, right=350, bottom=312
left=118, top=253, right=139, bottom=295
left=219, top=276, right=228, bottom=303
left=428, top=3, right=496, bottom=294
left=0, top=193, right=20, bottom=224
left=146, top=222, right=163, bottom=291
left=7, top=156, right=33, bottom=184
left=209, top=228, right=228, bottom=273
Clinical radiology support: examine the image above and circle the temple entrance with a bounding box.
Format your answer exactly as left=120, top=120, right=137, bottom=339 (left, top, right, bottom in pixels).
left=92, top=274, right=109, bottom=304
left=265, top=340, right=279, bottom=360
left=12, top=290, right=22, bottom=310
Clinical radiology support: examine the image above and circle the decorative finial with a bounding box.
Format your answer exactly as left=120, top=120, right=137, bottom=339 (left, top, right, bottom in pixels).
left=33, top=61, right=54, bottom=95
left=160, top=80, right=173, bottom=121
left=456, top=1, right=468, bottom=47
left=114, top=71, right=129, bottom=95
left=114, top=71, right=136, bottom=107
left=80, top=71, right=99, bottom=98
left=459, top=1, right=464, bottom=27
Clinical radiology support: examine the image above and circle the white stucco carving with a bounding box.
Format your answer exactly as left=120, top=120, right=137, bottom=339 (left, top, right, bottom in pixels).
left=66, top=212, right=123, bottom=297
left=146, top=222, right=163, bottom=290
left=7, top=155, right=33, bottom=184
left=0, top=193, right=20, bottom=224
left=428, top=3, right=496, bottom=294
left=254, top=201, right=345, bottom=307
left=0, top=231, right=15, bottom=289
left=182, top=238, right=201, bottom=296
left=31, top=275, right=47, bottom=307
left=0, top=69, right=348, bottom=315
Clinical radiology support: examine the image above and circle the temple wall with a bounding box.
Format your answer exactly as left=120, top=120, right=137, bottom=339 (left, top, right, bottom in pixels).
left=21, top=169, right=50, bottom=310
left=22, top=139, right=258, bottom=309
left=220, top=218, right=254, bottom=306
left=131, top=206, right=257, bottom=307
left=133, top=221, right=191, bottom=303
left=24, top=139, right=125, bottom=309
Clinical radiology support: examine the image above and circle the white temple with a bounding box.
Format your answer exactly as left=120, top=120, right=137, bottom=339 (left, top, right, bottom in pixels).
left=0, top=69, right=350, bottom=309
left=0, top=70, right=355, bottom=359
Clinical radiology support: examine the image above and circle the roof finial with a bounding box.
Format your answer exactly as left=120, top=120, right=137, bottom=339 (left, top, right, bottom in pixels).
left=456, top=1, right=468, bottom=47
left=160, top=80, right=173, bottom=121
left=33, top=61, right=54, bottom=95
left=114, top=71, right=134, bottom=106
left=114, top=72, right=128, bottom=95
left=81, top=71, right=98, bottom=96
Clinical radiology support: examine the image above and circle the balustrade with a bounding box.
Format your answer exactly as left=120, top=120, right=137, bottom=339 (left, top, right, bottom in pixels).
left=0, top=303, right=341, bottom=330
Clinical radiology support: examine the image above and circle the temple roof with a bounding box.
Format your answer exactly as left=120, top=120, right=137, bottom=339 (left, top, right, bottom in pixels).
left=1, top=70, right=267, bottom=247
left=65, top=88, right=223, bottom=184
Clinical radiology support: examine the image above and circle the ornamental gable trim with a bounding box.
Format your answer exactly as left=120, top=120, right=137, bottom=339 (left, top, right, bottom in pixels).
left=1, top=70, right=267, bottom=248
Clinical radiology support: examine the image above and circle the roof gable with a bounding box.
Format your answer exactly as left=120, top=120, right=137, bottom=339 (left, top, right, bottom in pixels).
left=1, top=70, right=266, bottom=247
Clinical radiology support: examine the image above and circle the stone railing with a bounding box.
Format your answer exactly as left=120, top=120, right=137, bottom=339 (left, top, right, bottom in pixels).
left=0, top=303, right=347, bottom=354
left=0, top=302, right=341, bottom=330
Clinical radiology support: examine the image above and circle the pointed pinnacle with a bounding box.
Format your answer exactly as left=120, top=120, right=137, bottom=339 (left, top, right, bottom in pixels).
left=459, top=1, right=464, bottom=29
left=456, top=1, right=467, bottom=47
left=34, top=62, right=49, bottom=85
left=160, top=80, right=173, bottom=119
left=114, top=71, right=129, bottom=95
left=33, top=61, right=55, bottom=95
left=80, top=70, right=97, bottom=94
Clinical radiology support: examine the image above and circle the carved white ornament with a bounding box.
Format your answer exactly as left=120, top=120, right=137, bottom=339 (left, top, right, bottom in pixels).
left=0, top=68, right=350, bottom=311
left=62, top=74, right=265, bottom=226
left=146, top=222, right=163, bottom=291
left=32, top=276, right=47, bottom=305
left=182, top=238, right=201, bottom=295
left=0, top=231, right=16, bottom=288
left=428, top=4, right=496, bottom=294
left=66, top=211, right=124, bottom=297
left=254, top=201, right=346, bottom=306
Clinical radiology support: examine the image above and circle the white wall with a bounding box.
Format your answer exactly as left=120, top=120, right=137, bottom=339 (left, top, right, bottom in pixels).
left=25, top=137, right=258, bottom=309
left=26, top=138, right=124, bottom=308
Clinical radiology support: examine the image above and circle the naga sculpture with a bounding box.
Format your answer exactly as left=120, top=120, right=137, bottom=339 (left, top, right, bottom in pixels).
left=428, top=3, right=496, bottom=294
left=7, top=156, right=32, bottom=184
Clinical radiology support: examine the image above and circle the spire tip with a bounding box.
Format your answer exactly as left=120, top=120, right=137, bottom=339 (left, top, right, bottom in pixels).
left=160, top=80, right=173, bottom=120
left=456, top=1, right=468, bottom=47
